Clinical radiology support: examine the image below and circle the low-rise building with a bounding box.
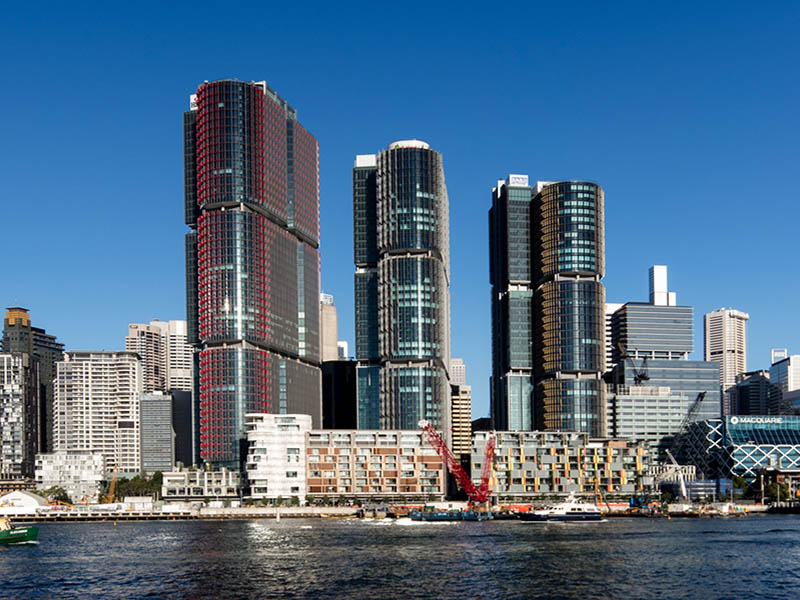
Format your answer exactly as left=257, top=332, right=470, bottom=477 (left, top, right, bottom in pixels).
left=306, top=430, right=445, bottom=502
left=682, top=416, right=800, bottom=481
left=35, top=450, right=104, bottom=503
left=245, top=414, right=312, bottom=504
left=161, top=467, right=240, bottom=501
left=472, top=431, right=653, bottom=501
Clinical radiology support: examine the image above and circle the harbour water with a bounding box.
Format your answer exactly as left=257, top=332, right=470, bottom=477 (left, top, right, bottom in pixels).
left=1, top=515, right=798, bottom=599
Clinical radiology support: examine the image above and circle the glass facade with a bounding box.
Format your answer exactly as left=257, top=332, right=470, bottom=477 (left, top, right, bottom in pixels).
left=186, top=80, right=321, bottom=468
left=353, top=142, right=451, bottom=432
left=531, top=181, right=606, bottom=437
left=489, top=178, right=534, bottom=430
left=610, top=303, right=693, bottom=362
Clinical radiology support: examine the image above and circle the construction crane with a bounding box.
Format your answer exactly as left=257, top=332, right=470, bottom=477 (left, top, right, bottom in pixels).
left=664, top=449, right=688, bottom=500
left=105, top=465, right=118, bottom=504
left=616, top=343, right=649, bottom=385
left=670, top=391, right=707, bottom=458
left=419, top=420, right=496, bottom=504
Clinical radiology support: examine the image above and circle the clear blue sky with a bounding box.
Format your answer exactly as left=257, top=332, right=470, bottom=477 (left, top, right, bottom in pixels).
left=2, top=2, right=798, bottom=418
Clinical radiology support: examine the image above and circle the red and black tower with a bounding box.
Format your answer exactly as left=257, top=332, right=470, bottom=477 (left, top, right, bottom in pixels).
left=184, top=80, right=321, bottom=468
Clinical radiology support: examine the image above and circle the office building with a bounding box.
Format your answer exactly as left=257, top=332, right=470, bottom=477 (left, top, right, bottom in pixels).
left=770, top=355, right=800, bottom=414
left=306, top=429, right=445, bottom=501
left=532, top=180, right=606, bottom=436
left=610, top=266, right=692, bottom=363
left=184, top=79, right=322, bottom=468
left=140, top=392, right=175, bottom=474
left=170, top=390, right=194, bottom=467
left=353, top=141, right=451, bottom=432
left=771, top=348, right=788, bottom=364
left=35, top=451, right=104, bottom=503
left=489, top=175, right=534, bottom=431
left=729, top=371, right=780, bottom=416
left=451, top=384, right=472, bottom=456
left=683, top=416, right=800, bottom=481
left=244, top=413, right=312, bottom=503
left=337, top=341, right=348, bottom=360
left=450, top=358, right=466, bottom=386
left=704, top=308, right=749, bottom=409
left=2, top=307, right=64, bottom=452
left=604, top=303, right=623, bottom=371
left=471, top=431, right=653, bottom=500
left=53, top=351, right=142, bottom=474
left=320, top=294, right=339, bottom=362
left=321, top=360, right=357, bottom=429
left=0, top=353, right=40, bottom=479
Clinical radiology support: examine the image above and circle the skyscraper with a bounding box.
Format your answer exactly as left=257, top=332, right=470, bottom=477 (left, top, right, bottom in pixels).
left=2, top=307, right=64, bottom=451
left=704, top=307, right=749, bottom=414
left=353, top=140, right=451, bottom=432
left=319, top=293, right=339, bottom=362
left=0, top=353, right=40, bottom=479
left=489, top=175, right=534, bottom=431
left=126, top=319, right=193, bottom=393
left=532, top=181, right=606, bottom=437
left=184, top=79, right=322, bottom=468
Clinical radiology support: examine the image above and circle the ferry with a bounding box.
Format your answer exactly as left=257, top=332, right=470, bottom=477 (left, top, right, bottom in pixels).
left=0, top=519, right=39, bottom=544
left=519, top=495, right=603, bottom=522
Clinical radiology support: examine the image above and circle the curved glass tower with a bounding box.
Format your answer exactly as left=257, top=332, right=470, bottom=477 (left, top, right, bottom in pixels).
left=532, top=181, right=606, bottom=436
left=185, top=80, right=321, bottom=468
left=354, top=141, right=451, bottom=432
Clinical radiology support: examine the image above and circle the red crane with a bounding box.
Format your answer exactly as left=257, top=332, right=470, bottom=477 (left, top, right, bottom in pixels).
left=418, top=420, right=496, bottom=504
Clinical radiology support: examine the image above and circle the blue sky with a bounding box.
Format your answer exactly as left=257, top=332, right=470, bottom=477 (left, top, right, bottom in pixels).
left=2, top=2, right=798, bottom=418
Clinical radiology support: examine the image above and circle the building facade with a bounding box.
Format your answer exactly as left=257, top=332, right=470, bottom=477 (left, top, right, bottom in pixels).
left=532, top=181, right=606, bottom=436
left=126, top=320, right=193, bottom=394
left=489, top=175, right=534, bottom=431
left=353, top=141, right=451, bottom=432
left=320, top=294, right=339, bottom=363
left=53, top=351, right=142, bottom=474
left=451, top=384, right=472, bottom=456
left=35, top=450, right=104, bottom=503
left=471, top=431, right=652, bottom=500
left=184, top=79, right=322, bottom=468
left=704, top=308, right=749, bottom=413
left=321, top=360, right=357, bottom=430
left=2, top=307, right=64, bottom=452
left=161, top=466, right=241, bottom=500
left=140, top=392, right=175, bottom=474
left=770, top=355, right=800, bottom=414
left=306, top=429, right=445, bottom=501
left=244, top=413, right=311, bottom=503
left=730, top=371, right=780, bottom=416
left=0, top=353, right=40, bottom=479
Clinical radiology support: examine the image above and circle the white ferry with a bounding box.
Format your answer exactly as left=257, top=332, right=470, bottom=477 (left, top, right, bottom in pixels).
left=519, top=495, right=603, bottom=522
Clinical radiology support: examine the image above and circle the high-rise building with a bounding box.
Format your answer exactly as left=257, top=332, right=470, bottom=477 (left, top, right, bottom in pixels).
left=730, top=370, right=779, bottom=416
left=489, top=175, right=534, bottom=431
left=450, top=358, right=466, bottom=387
left=0, top=353, right=40, bottom=479
left=53, top=351, right=142, bottom=474
left=451, top=384, right=472, bottom=456
left=610, top=266, right=693, bottom=363
left=2, top=307, right=64, bottom=452
left=704, top=307, right=749, bottom=413
left=771, top=348, right=788, bottom=364
left=319, top=293, right=339, bottom=362
left=532, top=180, right=606, bottom=436
left=140, top=392, right=175, bottom=474
left=321, top=360, right=358, bottom=429
left=126, top=320, right=193, bottom=394
left=184, top=79, right=322, bottom=468
left=769, top=355, right=800, bottom=414
left=604, top=303, right=624, bottom=371
left=353, top=141, right=451, bottom=432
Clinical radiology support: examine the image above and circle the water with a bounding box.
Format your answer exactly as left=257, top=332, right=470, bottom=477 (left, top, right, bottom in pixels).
left=1, top=515, right=799, bottom=599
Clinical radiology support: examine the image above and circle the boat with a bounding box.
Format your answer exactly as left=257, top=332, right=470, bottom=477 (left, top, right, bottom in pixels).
left=519, top=495, right=603, bottom=522
left=410, top=509, right=463, bottom=521
left=462, top=510, right=492, bottom=521
left=0, top=519, right=39, bottom=544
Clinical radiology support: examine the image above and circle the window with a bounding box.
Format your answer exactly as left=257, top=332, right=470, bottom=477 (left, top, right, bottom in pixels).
left=286, top=471, right=298, bottom=478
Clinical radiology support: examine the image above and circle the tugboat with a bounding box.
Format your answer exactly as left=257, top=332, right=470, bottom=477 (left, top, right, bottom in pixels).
left=0, top=519, right=39, bottom=544
left=519, top=494, right=603, bottom=522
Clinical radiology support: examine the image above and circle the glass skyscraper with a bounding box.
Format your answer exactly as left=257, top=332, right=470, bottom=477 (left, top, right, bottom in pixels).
left=532, top=181, right=606, bottom=436
left=353, top=141, right=451, bottom=432
left=184, top=80, right=321, bottom=468
left=489, top=175, right=534, bottom=430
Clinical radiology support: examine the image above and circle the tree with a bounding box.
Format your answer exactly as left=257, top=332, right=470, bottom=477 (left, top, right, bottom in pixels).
left=41, top=486, right=71, bottom=504
left=765, top=482, right=790, bottom=502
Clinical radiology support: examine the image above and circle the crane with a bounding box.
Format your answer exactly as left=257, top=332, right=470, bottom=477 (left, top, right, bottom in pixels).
left=616, top=343, right=649, bottom=384
left=419, top=420, right=496, bottom=504
left=664, top=449, right=688, bottom=501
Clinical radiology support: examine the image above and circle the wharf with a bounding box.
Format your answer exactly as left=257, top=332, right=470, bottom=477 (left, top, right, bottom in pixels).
left=11, top=507, right=360, bottom=522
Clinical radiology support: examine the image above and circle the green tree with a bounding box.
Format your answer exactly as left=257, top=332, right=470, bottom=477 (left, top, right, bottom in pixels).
left=41, top=486, right=71, bottom=504
left=765, top=482, right=790, bottom=502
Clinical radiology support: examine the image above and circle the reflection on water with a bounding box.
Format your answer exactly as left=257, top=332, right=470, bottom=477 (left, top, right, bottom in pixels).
left=0, top=516, right=798, bottom=599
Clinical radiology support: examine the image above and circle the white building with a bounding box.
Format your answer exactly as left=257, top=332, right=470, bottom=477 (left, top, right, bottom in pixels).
left=450, top=358, right=466, bottom=386
left=704, top=308, right=749, bottom=392
left=0, top=353, right=39, bottom=479
left=245, top=414, right=312, bottom=503
left=320, top=294, right=339, bottom=362
left=0, top=490, right=49, bottom=515
left=126, top=319, right=193, bottom=393
left=161, top=467, right=240, bottom=500
left=35, top=450, right=105, bottom=503
left=53, top=351, right=142, bottom=474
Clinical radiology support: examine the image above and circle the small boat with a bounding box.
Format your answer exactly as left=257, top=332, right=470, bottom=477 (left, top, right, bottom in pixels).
left=0, top=519, right=39, bottom=544
left=462, top=510, right=492, bottom=521
left=519, top=495, right=603, bottom=522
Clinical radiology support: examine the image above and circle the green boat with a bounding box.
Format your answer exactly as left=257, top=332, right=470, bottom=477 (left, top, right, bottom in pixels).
left=0, top=519, right=39, bottom=545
